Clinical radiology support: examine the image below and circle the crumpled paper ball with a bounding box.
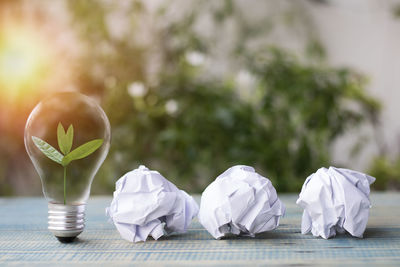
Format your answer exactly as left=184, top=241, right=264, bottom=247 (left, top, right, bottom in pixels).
left=198, top=165, right=285, bottom=239
left=296, top=166, right=376, bottom=239
left=106, top=165, right=199, bottom=242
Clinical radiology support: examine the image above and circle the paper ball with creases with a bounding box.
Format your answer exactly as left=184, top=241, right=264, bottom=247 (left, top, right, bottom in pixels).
left=198, top=165, right=285, bottom=239
left=106, top=165, right=199, bottom=242
left=296, top=167, right=375, bottom=239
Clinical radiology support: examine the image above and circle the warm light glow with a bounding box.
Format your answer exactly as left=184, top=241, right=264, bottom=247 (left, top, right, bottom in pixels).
left=0, top=26, right=50, bottom=98
left=0, top=40, right=39, bottom=80
left=0, top=24, right=55, bottom=105
left=0, top=4, right=78, bottom=148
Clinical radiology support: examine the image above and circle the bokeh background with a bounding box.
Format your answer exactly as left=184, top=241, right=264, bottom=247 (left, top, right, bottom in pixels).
left=1, top=0, right=399, bottom=196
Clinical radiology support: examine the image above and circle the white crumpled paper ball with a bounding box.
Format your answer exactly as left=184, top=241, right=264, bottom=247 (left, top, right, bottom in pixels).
left=106, top=165, right=199, bottom=242
left=296, top=167, right=376, bottom=239
left=198, top=165, right=285, bottom=239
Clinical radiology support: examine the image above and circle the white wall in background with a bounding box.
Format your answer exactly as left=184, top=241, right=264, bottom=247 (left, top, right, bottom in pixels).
left=308, top=0, right=400, bottom=170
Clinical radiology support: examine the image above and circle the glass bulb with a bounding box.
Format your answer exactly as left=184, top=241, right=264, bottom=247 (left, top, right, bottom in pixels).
left=24, top=91, right=111, bottom=242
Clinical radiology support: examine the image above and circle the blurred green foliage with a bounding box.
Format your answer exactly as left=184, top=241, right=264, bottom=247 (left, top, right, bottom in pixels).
left=0, top=0, right=386, bottom=195
left=65, top=0, right=380, bottom=193
left=392, top=3, right=400, bottom=18
left=369, top=156, right=400, bottom=190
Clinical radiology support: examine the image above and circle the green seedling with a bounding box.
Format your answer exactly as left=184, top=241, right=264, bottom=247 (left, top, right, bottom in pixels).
left=32, top=123, right=103, bottom=204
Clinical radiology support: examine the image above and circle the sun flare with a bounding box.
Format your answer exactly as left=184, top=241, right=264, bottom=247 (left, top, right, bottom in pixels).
left=0, top=38, right=40, bottom=80
left=0, top=26, right=50, bottom=98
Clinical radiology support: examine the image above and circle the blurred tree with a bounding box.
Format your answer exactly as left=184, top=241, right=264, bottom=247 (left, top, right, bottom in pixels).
left=369, top=156, right=400, bottom=190
left=392, top=3, right=400, bottom=18
left=367, top=1, right=400, bottom=190
left=64, top=0, right=380, bottom=193
left=0, top=0, right=382, bottom=195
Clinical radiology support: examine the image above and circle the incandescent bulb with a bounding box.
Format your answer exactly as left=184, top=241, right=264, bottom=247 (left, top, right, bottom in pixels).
left=24, top=92, right=111, bottom=243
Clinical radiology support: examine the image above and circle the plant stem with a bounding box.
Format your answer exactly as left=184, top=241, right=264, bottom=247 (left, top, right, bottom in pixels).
left=63, top=166, right=67, bottom=205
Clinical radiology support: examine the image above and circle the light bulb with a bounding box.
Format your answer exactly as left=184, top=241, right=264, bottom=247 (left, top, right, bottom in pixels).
left=24, top=91, right=111, bottom=243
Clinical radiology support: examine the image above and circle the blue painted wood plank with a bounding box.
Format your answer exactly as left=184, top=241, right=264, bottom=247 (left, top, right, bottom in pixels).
left=0, top=193, right=399, bottom=266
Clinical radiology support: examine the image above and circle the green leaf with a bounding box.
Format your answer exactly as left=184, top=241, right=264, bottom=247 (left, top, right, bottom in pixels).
left=61, top=139, right=103, bottom=166
left=32, top=136, right=64, bottom=164
left=57, top=123, right=66, bottom=154
left=65, top=124, right=74, bottom=154
left=57, top=123, right=74, bottom=155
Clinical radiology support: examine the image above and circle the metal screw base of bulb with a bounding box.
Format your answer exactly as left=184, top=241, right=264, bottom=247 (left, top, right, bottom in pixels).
left=48, top=203, right=85, bottom=243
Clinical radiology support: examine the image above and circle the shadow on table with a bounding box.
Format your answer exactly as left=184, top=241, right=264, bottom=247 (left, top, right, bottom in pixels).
left=363, top=227, right=400, bottom=238
left=146, top=225, right=399, bottom=242
left=159, top=223, right=302, bottom=241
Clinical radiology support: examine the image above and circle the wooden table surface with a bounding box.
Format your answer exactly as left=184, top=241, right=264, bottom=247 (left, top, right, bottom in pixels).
left=0, top=193, right=399, bottom=266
